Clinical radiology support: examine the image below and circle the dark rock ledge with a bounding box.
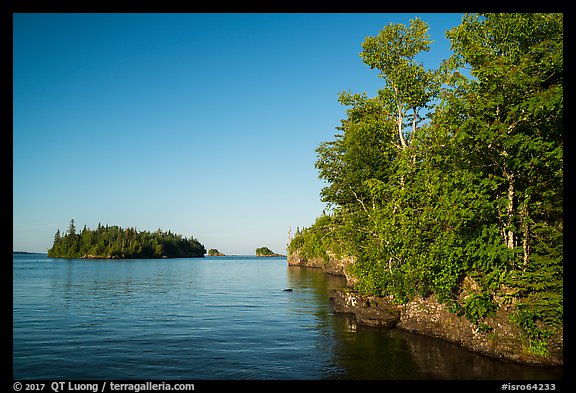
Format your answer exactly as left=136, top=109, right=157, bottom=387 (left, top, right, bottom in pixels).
left=289, top=251, right=562, bottom=367
left=329, top=289, right=563, bottom=367
left=330, top=289, right=400, bottom=327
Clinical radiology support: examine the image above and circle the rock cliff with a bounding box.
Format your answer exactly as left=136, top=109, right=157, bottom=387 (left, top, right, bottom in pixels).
left=287, top=249, right=356, bottom=283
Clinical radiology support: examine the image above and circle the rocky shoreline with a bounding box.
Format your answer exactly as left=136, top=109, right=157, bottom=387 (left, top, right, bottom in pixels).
left=288, top=252, right=563, bottom=367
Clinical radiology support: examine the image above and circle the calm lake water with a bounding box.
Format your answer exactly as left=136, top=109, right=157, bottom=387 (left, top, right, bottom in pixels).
left=13, top=254, right=562, bottom=380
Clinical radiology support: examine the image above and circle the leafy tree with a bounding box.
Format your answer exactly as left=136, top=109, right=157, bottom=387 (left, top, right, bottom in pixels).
left=444, top=12, right=563, bottom=351
left=289, top=13, right=563, bottom=354
left=360, top=17, right=441, bottom=150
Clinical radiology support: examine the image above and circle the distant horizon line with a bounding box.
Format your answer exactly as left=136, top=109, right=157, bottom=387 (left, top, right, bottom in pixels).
left=13, top=250, right=286, bottom=257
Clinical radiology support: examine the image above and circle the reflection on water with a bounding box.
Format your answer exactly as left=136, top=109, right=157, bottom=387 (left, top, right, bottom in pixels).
left=13, top=255, right=562, bottom=380
left=329, top=316, right=563, bottom=380
left=286, top=265, right=563, bottom=380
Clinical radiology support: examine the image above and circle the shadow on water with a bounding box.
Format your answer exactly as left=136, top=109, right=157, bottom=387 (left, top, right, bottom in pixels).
left=286, top=265, right=563, bottom=380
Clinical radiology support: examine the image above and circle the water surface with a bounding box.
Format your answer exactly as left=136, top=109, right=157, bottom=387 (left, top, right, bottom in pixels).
left=13, top=254, right=562, bottom=380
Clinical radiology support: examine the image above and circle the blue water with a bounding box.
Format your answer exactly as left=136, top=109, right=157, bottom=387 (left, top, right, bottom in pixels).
left=13, top=254, right=562, bottom=380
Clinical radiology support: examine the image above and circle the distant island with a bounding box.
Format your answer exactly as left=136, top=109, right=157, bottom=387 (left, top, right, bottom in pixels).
left=208, top=248, right=225, bottom=256
left=48, top=219, right=206, bottom=259
left=255, top=247, right=285, bottom=257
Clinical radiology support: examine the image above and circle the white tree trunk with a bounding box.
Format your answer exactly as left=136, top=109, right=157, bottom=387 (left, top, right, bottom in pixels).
left=520, top=198, right=530, bottom=267
left=505, top=171, right=515, bottom=250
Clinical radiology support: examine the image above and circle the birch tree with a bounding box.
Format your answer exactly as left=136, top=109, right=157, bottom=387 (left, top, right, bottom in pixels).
left=360, top=17, right=441, bottom=151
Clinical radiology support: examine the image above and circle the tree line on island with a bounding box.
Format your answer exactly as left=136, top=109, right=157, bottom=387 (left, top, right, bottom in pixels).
left=208, top=248, right=225, bottom=256
left=255, top=247, right=285, bottom=257
left=48, top=219, right=206, bottom=259
left=48, top=219, right=284, bottom=259
left=288, top=14, right=562, bottom=357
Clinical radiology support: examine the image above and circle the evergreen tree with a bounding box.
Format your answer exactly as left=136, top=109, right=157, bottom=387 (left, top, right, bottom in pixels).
left=48, top=221, right=206, bottom=259
left=68, top=219, right=76, bottom=236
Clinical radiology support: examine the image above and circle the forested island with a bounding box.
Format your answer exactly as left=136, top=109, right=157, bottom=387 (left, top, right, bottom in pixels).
left=48, top=219, right=206, bottom=259
left=255, top=247, right=284, bottom=257
left=288, top=14, right=562, bottom=365
left=208, top=248, right=225, bottom=256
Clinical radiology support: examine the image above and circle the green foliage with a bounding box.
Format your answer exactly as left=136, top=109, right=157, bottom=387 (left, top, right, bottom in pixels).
left=48, top=220, right=206, bottom=259
left=288, top=213, right=364, bottom=264
left=288, top=215, right=328, bottom=259
left=288, top=13, right=563, bottom=349
left=506, top=226, right=563, bottom=355
left=255, top=247, right=275, bottom=256
left=459, top=293, right=498, bottom=325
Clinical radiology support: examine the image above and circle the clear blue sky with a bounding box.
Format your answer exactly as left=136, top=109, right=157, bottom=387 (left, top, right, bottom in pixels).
left=13, top=13, right=465, bottom=255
